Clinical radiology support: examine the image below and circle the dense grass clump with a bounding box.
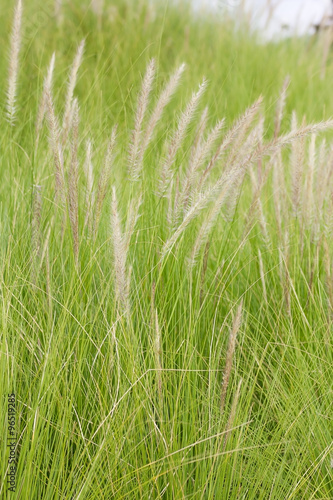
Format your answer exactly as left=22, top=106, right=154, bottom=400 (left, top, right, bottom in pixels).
left=1, top=1, right=333, bottom=498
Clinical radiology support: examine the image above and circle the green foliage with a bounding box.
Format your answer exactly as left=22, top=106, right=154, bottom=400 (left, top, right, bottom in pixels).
left=0, top=1, right=333, bottom=498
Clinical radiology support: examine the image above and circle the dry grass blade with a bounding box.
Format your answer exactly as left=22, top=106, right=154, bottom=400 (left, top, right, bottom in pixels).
left=220, top=301, right=243, bottom=413
left=6, top=0, right=23, bottom=126
left=128, top=59, right=156, bottom=181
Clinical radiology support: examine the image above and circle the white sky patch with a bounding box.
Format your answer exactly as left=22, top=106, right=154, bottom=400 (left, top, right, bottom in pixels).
left=187, top=0, right=333, bottom=38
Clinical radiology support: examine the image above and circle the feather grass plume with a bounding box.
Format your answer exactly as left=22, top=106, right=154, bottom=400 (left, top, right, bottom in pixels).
left=45, top=86, right=65, bottom=202
left=190, top=106, right=209, bottom=159
left=197, top=96, right=263, bottom=190
left=161, top=176, right=223, bottom=259
left=62, top=39, right=85, bottom=144
left=141, top=62, right=186, bottom=154
left=158, top=79, right=207, bottom=196
left=189, top=125, right=262, bottom=267
left=6, top=0, right=23, bottom=126
left=110, top=187, right=129, bottom=310
left=124, top=195, right=142, bottom=251
left=180, top=117, right=225, bottom=216
left=36, top=53, right=56, bottom=145
left=128, top=59, right=155, bottom=181
left=68, top=99, right=80, bottom=266
left=264, top=118, right=333, bottom=155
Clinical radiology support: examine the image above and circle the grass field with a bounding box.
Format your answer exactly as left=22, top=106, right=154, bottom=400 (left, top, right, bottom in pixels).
left=1, top=0, right=333, bottom=498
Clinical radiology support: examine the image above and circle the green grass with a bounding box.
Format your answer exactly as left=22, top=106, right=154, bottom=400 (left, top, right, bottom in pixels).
left=1, top=0, right=333, bottom=498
